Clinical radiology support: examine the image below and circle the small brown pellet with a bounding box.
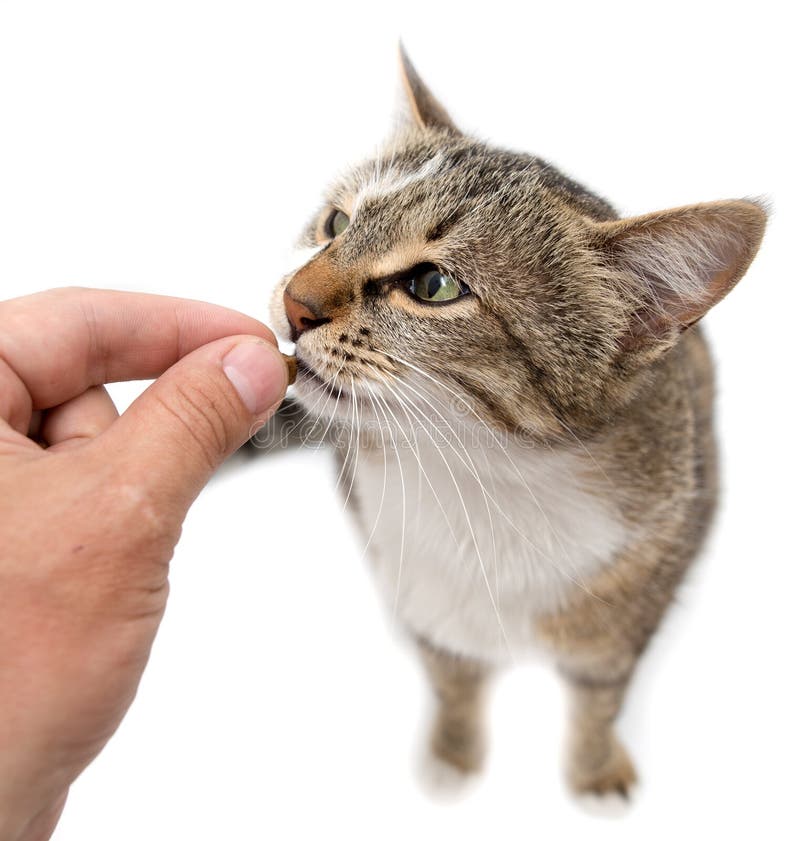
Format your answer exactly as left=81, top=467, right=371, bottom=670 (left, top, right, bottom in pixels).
left=281, top=353, right=297, bottom=385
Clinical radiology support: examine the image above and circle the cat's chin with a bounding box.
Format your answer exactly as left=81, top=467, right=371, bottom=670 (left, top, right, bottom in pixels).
left=292, top=370, right=406, bottom=431
left=292, top=352, right=462, bottom=431
left=291, top=358, right=364, bottom=426
left=294, top=356, right=348, bottom=400
left=293, top=356, right=377, bottom=419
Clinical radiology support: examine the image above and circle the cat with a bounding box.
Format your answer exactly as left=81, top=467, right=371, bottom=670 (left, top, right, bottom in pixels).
left=266, top=47, right=766, bottom=799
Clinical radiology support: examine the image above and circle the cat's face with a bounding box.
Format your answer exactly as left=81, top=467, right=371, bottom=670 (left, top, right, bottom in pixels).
left=270, top=130, right=619, bottom=439
left=269, top=52, right=765, bottom=441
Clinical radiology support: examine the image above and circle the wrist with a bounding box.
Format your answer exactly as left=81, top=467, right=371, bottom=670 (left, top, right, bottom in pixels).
left=0, top=785, right=67, bottom=841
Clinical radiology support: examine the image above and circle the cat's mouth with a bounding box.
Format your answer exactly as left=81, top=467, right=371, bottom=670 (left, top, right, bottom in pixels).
left=293, top=349, right=410, bottom=424
left=295, top=355, right=349, bottom=401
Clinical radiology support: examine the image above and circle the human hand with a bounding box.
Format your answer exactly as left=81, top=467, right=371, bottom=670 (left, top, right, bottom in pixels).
left=0, top=288, right=288, bottom=841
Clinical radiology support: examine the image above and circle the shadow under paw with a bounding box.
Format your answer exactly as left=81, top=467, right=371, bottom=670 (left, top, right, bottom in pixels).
left=417, top=752, right=480, bottom=801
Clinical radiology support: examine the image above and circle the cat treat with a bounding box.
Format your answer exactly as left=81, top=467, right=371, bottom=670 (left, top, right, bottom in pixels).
left=281, top=352, right=297, bottom=385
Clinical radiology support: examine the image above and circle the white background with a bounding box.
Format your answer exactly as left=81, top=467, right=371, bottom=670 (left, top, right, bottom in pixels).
left=1, top=1, right=798, bottom=838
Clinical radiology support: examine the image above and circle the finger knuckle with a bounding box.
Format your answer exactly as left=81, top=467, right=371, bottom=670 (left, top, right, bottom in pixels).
left=161, top=379, right=237, bottom=467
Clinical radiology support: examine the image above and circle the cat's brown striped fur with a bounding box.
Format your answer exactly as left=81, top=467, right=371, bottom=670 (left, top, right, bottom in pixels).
left=268, top=48, right=766, bottom=798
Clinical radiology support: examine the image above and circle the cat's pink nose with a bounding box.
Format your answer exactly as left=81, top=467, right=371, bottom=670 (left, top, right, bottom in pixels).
left=283, top=288, right=331, bottom=342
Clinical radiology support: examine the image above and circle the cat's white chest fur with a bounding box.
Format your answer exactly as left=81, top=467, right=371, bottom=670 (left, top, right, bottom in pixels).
left=351, top=435, right=629, bottom=662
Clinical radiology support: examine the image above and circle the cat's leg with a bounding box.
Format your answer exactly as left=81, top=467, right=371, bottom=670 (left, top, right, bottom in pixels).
left=417, top=639, right=492, bottom=780
left=558, top=660, right=638, bottom=798
left=541, top=538, right=691, bottom=798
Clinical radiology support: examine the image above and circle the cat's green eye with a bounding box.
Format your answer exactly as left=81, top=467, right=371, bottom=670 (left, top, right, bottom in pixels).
left=326, top=209, right=350, bottom=239
left=408, top=268, right=467, bottom=303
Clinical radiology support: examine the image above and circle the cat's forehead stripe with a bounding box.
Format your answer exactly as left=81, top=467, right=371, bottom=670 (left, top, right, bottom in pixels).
left=352, top=151, right=445, bottom=212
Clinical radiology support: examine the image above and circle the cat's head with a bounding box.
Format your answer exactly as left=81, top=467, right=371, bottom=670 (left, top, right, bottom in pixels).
left=270, top=48, right=766, bottom=441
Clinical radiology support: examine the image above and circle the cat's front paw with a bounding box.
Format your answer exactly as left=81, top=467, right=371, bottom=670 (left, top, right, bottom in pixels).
left=417, top=752, right=479, bottom=800
left=567, top=736, right=638, bottom=802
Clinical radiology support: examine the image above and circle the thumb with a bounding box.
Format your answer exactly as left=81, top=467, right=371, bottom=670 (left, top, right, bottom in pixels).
left=102, top=335, right=288, bottom=512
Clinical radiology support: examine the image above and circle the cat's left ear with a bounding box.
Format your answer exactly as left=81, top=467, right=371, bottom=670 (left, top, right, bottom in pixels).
left=594, top=199, right=767, bottom=348
left=398, top=43, right=459, bottom=133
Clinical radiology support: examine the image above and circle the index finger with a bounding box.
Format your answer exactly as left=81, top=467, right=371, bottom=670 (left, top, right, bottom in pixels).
left=0, top=287, right=275, bottom=423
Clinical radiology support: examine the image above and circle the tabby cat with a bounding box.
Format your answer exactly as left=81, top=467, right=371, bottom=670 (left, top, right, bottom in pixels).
left=267, top=48, right=766, bottom=798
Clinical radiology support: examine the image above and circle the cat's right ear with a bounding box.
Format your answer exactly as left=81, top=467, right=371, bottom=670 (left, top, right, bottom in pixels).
left=594, top=199, right=767, bottom=352
left=397, top=43, right=459, bottom=133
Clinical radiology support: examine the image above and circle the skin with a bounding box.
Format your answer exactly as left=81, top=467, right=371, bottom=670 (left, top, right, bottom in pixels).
left=0, top=288, right=288, bottom=841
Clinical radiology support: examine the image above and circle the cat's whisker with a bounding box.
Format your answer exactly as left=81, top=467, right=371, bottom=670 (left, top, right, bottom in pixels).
left=275, top=366, right=342, bottom=442
left=340, top=375, right=362, bottom=513
left=374, top=374, right=461, bottom=550
left=354, top=387, right=389, bottom=565
left=477, top=440, right=502, bottom=616
left=385, top=369, right=606, bottom=604
left=332, top=374, right=358, bottom=495
left=377, top=372, right=503, bottom=613
left=369, top=387, right=408, bottom=620
left=394, top=373, right=601, bottom=584
left=300, top=366, right=338, bottom=447
left=377, top=378, right=484, bottom=553
left=313, top=358, right=349, bottom=445
left=379, top=350, right=598, bottom=535
left=291, top=367, right=341, bottom=440
left=297, top=357, right=347, bottom=448
left=368, top=370, right=514, bottom=657
left=552, top=415, right=621, bottom=498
